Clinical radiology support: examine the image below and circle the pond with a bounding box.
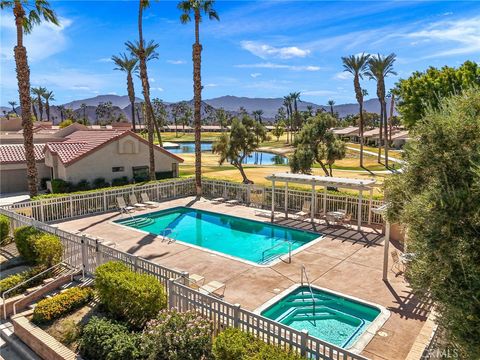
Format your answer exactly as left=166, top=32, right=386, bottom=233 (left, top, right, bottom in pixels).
left=164, top=142, right=288, bottom=165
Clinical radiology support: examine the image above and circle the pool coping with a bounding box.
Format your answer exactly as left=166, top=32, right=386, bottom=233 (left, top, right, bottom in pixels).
left=253, top=283, right=391, bottom=354
left=110, top=206, right=325, bottom=268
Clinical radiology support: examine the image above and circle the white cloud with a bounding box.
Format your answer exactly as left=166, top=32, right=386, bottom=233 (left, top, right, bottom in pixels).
left=301, top=90, right=337, bottom=96
left=250, top=73, right=262, bottom=78
left=154, top=87, right=164, bottom=92
left=0, top=14, right=72, bottom=62
left=167, top=60, right=186, bottom=65
left=236, top=62, right=320, bottom=71
left=31, top=69, right=110, bottom=91
left=240, top=40, right=310, bottom=59
left=98, top=57, right=113, bottom=63
left=334, top=72, right=353, bottom=80
left=406, top=16, right=480, bottom=57
left=204, top=83, right=218, bottom=88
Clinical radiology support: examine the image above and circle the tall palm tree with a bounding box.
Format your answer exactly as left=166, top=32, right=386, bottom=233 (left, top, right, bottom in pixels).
left=341, top=53, right=370, bottom=167
left=178, top=0, right=219, bottom=196
left=306, top=105, right=313, bottom=117
left=57, top=105, right=65, bottom=122
left=128, top=0, right=158, bottom=181
left=252, top=109, right=264, bottom=124
left=2, top=1, right=58, bottom=196
left=8, top=101, right=18, bottom=115
left=112, top=53, right=139, bottom=132
left=366, top=53, right=397, bottom=168
left=327, top=100, right=335, bottom=117
left=289, top=91, right=301, bottom=141
left=283, top=95, right=292, bottom=143
left=42, top=90, right=54, bottom=122
left=387, top=90, right=395, bottom=142
left=31, top=86, right=47, bottom=121
left=80, top=103, right=87, bottom=123
left=30, top=96, right=38, bottom=121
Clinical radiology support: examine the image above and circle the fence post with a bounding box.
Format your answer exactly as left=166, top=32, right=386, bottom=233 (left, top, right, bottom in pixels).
left=103, top=192, right=107, bottom=212
left=168, top=278, right=175, bottom=309
left=95, top=239, right=102, bottom=268
left=173, top=181, right=177, bottom=198
left=300, top=329, right=309, bottom=357
left=81, top=235, right=88, bottom=278
left=70, top=198, right=74, bottom=218
left=40, top=200, right=45, bottom=222
left=246, top=184, right=251, bottom=206
left=233, top=303, right=241, bottom=328
left=134, top=256, right=139, bottom=272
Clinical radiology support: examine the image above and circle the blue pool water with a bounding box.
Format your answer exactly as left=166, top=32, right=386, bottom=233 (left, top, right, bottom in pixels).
left=115, top=207, right=319, bottom=264
left=261, top=286, right=381, bottom=348
left=164, top=142, right=288, bottom=165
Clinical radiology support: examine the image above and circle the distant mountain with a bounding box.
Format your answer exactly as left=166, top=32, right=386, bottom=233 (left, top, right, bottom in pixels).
left=63, top=95, right=142, bottom=110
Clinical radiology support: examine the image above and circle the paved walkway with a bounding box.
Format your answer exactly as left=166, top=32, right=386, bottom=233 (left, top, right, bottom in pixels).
left=53, top=197, right=430, bottom=360
left=347, top=147, right=405, bottom=165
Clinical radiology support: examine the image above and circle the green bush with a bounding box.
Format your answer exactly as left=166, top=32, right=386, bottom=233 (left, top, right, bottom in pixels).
left=0, top=214, right=10, bottom=244
left=213, top=328, right=303, bottom=360
left=142, top=309, right=213, bottom=360
left=51, top=179, right=72, bottom=193
left=74, top=179, right=90, bottom=191
left=111, top=176, right=129, bottom=187
left=34, top=233, right=63, bottom=267
left=95, top=261, right=167, bottom=328
left=92, top=177, right=109, bottom=189
left=0, top=267, right=44, bottom=298
left=14, top=226, right=41, bottom=263
left=59, top=119, right=73, bottom=128
left=32, top=287, right=93, bottom=324
left=79, top=316, right=142, bottom=360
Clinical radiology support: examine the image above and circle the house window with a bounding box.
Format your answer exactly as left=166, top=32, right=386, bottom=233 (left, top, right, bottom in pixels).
left=112, top=167, right=124, bottom=172
left=132, top=166, right=149, bottom=182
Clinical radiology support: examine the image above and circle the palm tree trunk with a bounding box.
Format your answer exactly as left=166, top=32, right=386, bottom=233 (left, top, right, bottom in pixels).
left=383, top=98, right=389, bottom=168
left=31, top=101, right=38, bottom=121
left=46, top=100, right=50, bottom=122
left=378, top=101, right=383, bottom=163
left=358, top=103, right=364, bottom=168
left=37, top=95, right=43, bottom=121
left=193, top=10, right=202, bottom=196
left=138, top=1, right=155, bottom=180
left=389, top=94, right=395, bottom=142
left=14, top=1, right=37, bottom=196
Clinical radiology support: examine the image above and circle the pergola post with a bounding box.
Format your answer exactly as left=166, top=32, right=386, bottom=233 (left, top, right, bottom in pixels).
left=284, top=182, right=288, bottom=218
left=311, top=184, right=315, bottom=223
left=323, top=186, right=327, bottom=213
left=271, top=179, right=275, bottom=222
left=382, top=221, right=391, bottom=281
left=357, top=189, right=363, bottom=231
left=368, top=188, right=373, bottom=225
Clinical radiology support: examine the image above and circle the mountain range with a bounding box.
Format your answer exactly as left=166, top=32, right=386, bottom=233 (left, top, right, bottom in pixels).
left=2, top=94, right=389, bottom=124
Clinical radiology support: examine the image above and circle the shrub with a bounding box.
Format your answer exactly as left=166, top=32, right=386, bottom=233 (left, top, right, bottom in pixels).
left=111, top=176, right=129, bottom=187
left=51, top=179, right=72, bottom=193
left=14, top=226, right=41, bottom=263
left=52, top=319, right=80, bottom=345
left=92, top=177, right=109, bottom=189
left=34, top=233, right=63, bottom=267
left=0, top=214, right=10, bottom=244
left=32, top=287, right=93, bottom=324
left=213, top=328, right=303, bottom=360
left=142, top=309, right=213, bottom=360
left=95, top=261, right=167, bottom=328
left=0, top=267, right=44, bottom=298
left=79, top=316, right=142, bottom=360
left=59, top=119, right=73, bottom=128
left=74, top=179, right=90, bottom=191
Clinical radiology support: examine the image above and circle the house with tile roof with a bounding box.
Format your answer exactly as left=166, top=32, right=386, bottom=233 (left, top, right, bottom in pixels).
left=0, top=129, right=183, bottom=193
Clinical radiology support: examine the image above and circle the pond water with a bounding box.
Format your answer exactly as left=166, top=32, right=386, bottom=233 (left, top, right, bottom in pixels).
left=164, top=142, right=288, bottom=165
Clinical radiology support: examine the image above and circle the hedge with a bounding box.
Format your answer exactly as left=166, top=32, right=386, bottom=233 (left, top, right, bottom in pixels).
left=32, top=287, right=93, bottom=324
left=0, top=215, right=10, bottom=244
left=0, top=267, right=44, bottom=298
left=14, top=227, right=63, bottom=267
left=95, top=261, right=167, bottom=328
left=213, top=328, right=304, bottom=360
left=79, top=316, right=142, bottom=360
left=142, top=309, right=213, bottom=360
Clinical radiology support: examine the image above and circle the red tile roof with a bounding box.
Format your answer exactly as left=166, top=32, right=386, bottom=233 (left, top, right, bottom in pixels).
left=0, top=144, right=45, bottom=164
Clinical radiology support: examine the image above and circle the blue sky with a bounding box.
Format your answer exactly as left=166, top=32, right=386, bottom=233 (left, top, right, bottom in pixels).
left=1, top=1, right=479, bottom=106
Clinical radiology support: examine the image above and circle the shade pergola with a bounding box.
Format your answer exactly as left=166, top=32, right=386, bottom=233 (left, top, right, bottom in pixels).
left=265, top=173, right=377, bottom=231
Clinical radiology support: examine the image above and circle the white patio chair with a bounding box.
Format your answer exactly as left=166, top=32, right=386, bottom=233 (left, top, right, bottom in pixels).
left=295, top=201, right=311, bottom=219
left=129, top=194, right=147, bottom=210
left=339, top=213, right=352, bottom=228
left=212, top=190, right=227, bottom=203
left=199, top=280, right=226, bottom=298
left=141, top=193, right=159, bottom=207
left=116, top=197, right=134, bottom=213
left=226, top=193, right=243, bottom=206
left=391, top=250, right=407, bottom=275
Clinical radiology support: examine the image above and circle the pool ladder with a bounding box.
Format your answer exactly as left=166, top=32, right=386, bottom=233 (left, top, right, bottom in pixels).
left=301, top=265, right=316, bottom=324
left=261, top=239, right=292, bottom=264
left=161, top=228, right=177, bottom=243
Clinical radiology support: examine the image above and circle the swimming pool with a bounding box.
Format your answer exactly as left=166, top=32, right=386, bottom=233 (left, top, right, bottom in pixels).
left=114, top=207, right=320, bottom=265
left=259, top=285, right=388, bottom=350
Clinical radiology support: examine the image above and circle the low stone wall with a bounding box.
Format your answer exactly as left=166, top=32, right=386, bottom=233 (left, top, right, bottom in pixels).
left=12, top=310, right=81, bottom=360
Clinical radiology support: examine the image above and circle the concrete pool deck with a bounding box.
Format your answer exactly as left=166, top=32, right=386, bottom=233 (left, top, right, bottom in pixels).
left=52, top=196, right=431, bottom=360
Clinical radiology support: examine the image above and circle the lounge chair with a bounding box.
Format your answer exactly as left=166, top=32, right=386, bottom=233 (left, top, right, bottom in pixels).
left=295, top=201, right=311, bottom=219
left=117, top=197, right=135, bottom=213
left=199, top=280, right=226, bottom=298
left=186, top=273, right=205, bottom=289
left=212, top=190, right=227, bottom=203
left=141, top=193, right=159, bottom=207
left=129, top=194, right=147, bottom=210
left=339, top=213, right=352, bottom=228
left=226, top=194, right=243, bottom=206
left=391, top=250, right=407, bottom=275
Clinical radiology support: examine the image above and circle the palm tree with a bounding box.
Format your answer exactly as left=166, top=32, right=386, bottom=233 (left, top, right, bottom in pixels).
left=80, top=103, right=87, bottom=123
left=327, top=100, right=335, bottom=117
left=171, top=103, right=182, bottom=137
left=8, top=101, right=18, bottom=115
left=2, top=1, right=58, bottom=196
left=42, top=90, right=54, bottom=122
left=387, top=90, right=395, bottom=142
left=283, top=95, right=292, bottom=143
left=31, top=86, right=47, bottom=121
left=57, top=105, right=65, bottom=122
left=178, top=0, right=219, bottom=196
left=127, top=0, right=158, bottom=181
left=306, top=105, right=313, bottom=117
left=112, top=53, right=138, bottom=132
left=365, top=53, right=397, bottom=168
left=252, top=109, right=264, bottom=124
left=289, top=92, right=301, bottom=141
left=341, top=53, right=370, bottom=167
left=30, top=96, right=38, bottom=121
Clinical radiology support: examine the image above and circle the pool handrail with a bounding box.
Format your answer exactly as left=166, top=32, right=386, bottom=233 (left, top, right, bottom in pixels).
left=261, top=239, right=292, bottom=264
left=301, top=265, right=316, bottom=319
